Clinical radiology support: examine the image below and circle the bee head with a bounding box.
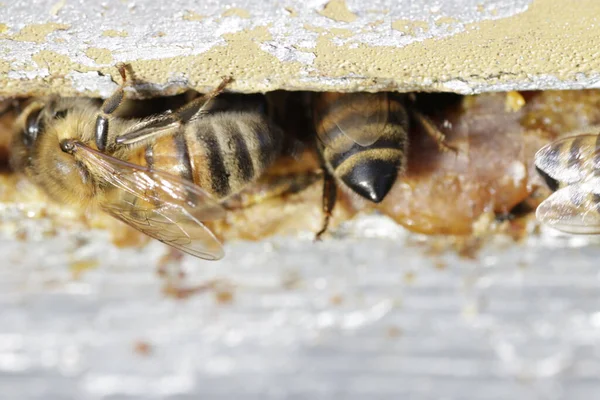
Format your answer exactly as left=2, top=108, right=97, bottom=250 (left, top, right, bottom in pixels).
left=10, top=99, right=73, bottom=170
left=10, top=98, right=97, bottom=205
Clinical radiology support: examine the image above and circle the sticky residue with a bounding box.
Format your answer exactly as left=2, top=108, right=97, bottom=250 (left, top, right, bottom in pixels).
left=102, top=29, right=128, bottom=38
left=222, top=7, right=251, bottom=19
left=133, top=341, right=153, bottom=356
left=505, top=91, right=526, bottom=112
left=11, top=23, right=70, bottom=43
left=0, top=23, right=7, bottom=34
left=85, top=47, right=113, bottom=64
left=318, top=0, right=357, bottom=23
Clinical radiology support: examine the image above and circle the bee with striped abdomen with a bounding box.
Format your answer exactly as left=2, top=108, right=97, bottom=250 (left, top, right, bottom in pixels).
left=312, top=92, right=456, bottom=239
left=535, top=130, right=600, bottom=233
left=10, top=64, right=284, bottom=260
left=312, top=92, right=409, bottom=238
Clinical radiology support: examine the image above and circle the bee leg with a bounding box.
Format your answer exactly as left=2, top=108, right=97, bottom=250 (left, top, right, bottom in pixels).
left=412, top=110, right=459, bottom=154
left=174, top=76, right=234, bottom=123
left=95, top=63, right=131, bottom=152
left=115, top=76, right=234, bottom=149
left=223, top=171, right=321, bottom=210
left=315, top=169, right=337, bottom=241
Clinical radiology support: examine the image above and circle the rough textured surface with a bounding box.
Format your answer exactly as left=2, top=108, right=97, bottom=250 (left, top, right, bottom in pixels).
left=0, top=172, right=597, bottom=400
left=1, top=211, right=600, bottom=400
left=3, top=2, right=600, bottom=399
left=1, top=0, right=600, bottom=96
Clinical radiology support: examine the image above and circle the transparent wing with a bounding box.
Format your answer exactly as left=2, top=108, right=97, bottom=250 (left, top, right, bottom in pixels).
left=534, top=134, right=600, bottom=185
left=317, top=92, right=389, bottom=147
left=116, top=113, right=181, bottom=145
left=536, top=179, right=600, bottom=234
left=72, top=141, right=225, bottom=260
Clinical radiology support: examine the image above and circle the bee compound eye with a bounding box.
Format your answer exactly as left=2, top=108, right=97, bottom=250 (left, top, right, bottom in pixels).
left=23, top=108, right=43, bottom=146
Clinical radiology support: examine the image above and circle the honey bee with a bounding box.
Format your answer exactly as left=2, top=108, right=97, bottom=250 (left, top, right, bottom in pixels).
left=10, top=64, right=284, bottom=260
left=535, top=129, right=600, bottom=233
left=312, top=92, right=455, bottom=238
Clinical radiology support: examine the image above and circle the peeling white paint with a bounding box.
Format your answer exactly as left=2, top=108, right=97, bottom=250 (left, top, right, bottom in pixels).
left=1, top=0, right=598, bottom=95
left=317, top=0, right=531, bottom=48
left=442, top=79, right=477, bottom=94
left=260, top=42, right=315, bottom=65
left=66, top=71, right=118, bottom=98
left=468, top=74, right=600, bottom=94
left=7, top=68, right=50, bottom=80
left=0, top=0, right=533, bottom=94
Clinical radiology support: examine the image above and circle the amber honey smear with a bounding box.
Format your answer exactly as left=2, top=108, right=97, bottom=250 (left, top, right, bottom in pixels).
left=377, top=90, right=600, bottom=235
left=2, top=90, right=600, bottom=254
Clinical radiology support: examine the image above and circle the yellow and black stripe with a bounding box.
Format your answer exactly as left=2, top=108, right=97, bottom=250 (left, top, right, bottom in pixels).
left=314, top=92, right=408, bottom=203
left=142, top=111, right=282, bottom=200
left=536, top=134, right=600, bottom=192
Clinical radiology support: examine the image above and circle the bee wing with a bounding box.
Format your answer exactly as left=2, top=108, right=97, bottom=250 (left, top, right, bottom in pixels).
left=116, top=113, right=181, bottom=146
left=317, top=93, right=389, bottom=147
left=72, top=142, right=225, bottom=260
left=534, top=134, right=600, bottom=185
left=536, top=179, right=600, bottom=234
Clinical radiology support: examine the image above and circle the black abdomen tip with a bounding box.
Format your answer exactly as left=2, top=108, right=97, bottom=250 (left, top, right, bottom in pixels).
left=341, top=159, right=398, bottom=203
